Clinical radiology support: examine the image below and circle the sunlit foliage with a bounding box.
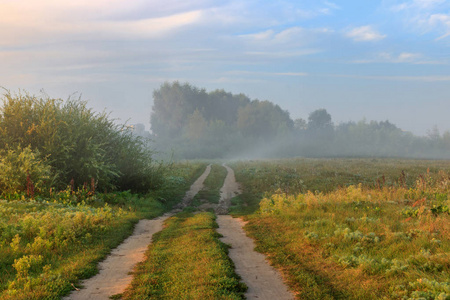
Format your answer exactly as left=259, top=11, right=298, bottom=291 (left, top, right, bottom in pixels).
left=0, top=91, right=160, bottom=193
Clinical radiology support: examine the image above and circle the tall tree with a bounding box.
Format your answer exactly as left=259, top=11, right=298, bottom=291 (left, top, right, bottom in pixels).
left=307, top=109, right=332, bottom=131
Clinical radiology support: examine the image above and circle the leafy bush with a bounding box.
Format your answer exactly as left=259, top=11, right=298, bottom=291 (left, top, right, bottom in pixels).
left=0, top=146, right=54, bottom=196
left=0, top=91, right=160, bottom=193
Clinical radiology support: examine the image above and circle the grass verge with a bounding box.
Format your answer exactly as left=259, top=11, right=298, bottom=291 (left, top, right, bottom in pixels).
left=0, top=162, right=207, bottom=299
left=121, top=212, right=247, bottom=299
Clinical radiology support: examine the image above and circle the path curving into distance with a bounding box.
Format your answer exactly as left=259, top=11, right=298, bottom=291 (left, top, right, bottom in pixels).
left=64, top=164, right=212, bottom=300
left=216, top=165, right=295, bottom=300
left=215, top=164, right=241, bottom=215
left=178, top=164, right=211, bottom=208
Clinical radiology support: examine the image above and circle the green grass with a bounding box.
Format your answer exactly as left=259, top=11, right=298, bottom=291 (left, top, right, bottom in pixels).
left=0, top=161, right=207, bottom=299
left=229, top=158, right=450, bottom=215
left=121, top=212, right=247, bottom=299
left=192, top=164, right=227, bottom=207
left=229, top=158, right=450, bottom=299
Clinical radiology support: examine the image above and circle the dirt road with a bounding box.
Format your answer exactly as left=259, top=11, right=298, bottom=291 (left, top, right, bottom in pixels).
left=216, top=164, right=241, bottom=215
left=178, top=164, right=211, bottom=208
left=64, top=216, right=168, bottom=300
left=65, top=165, right=212, bottom=300
left=216, top=165, right=294, bottom=300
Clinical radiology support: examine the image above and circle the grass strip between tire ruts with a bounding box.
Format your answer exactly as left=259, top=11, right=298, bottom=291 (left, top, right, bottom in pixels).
left=121, top=212, right=246, bottom=299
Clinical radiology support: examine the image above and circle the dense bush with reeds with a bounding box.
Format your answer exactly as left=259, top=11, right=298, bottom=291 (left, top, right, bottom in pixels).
left=0, top=91, right=161, bottom=195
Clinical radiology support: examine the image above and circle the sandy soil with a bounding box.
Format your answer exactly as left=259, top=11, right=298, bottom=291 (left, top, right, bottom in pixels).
left=64, top=165, right=212, bottom=300
left=216, top=165, right=294, bottom=300
left=215, top=164, right=241, bottom=215
left=64, top=216, right=168, bottom=300
left=217, top=216, right=294, bottom=300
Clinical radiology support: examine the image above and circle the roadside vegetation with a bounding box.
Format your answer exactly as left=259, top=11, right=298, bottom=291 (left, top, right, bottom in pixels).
left=0, top=91, right=161, bottom=194
left=0, top=90, right=209, bottom=299
left=230, top=158, right=450, bottom=299
left=0, top=161, right=206, bottom=300
left=121, top=212, right=246, bottom=299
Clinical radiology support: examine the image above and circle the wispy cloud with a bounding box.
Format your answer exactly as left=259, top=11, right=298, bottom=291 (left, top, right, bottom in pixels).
left=350, top=51, right=445, bottom=65
left=239, top=27, right=304, bottom=43
left=327, top=73, right=450, bottom=82
left=393, top=0, right=446, bottom=10
left=346, top=26, right=386, bottom=41
left=388, top=0, right=450, bottom=40
left=226, top=70, right=308, bottom=77
left=379, top=52, right=423, bottom=63
left=429, top=13, right=450, bottom=39
left=0, top=2, right=203, bottom=46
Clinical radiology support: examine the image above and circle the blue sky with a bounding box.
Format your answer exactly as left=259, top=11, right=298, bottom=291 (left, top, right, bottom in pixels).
left=1, top=0, right=450, bottom=135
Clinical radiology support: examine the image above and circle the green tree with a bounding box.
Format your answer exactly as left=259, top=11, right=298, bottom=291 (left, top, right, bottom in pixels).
left=184, top=109, right=208, bottom=141
left=307, top=109, right=332, bottom=131
left=237, top=100, right=293, bottom=139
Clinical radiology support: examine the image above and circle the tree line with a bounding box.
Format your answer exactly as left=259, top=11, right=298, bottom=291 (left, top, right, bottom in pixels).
left=151, top=82, right=450, bottom=159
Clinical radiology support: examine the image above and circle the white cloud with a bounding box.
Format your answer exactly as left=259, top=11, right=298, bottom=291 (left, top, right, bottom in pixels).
left=391, top=0, right=445, bottom=11
left=397, top=52, right=422, bottom=62
left=328, top=73, right=450, bottom=82
left=428, top=13, right=450, bottom=39
left=241, top=30, right=275, bottom=41
left=324, top=1, right=341, bottom=10
left=388, top=0, right=450, bottom=40
left=380, top=52, right=423, bottom=62
left=352, top=52, right=429, bottom=64
left=0, top=1, right=203, bottom=46
left=413, top=0, right=446, bottom=8
left=346, top=26, right=386, bottom=42
left=240, top=27, right=304, bottom=43
left=226, top=70, right=308, bottom=77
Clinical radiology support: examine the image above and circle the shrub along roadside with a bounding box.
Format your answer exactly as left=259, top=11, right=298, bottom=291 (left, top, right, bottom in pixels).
left=0, top=91, right=160, bottom=194
left=120, top=212, right=246, bottom=299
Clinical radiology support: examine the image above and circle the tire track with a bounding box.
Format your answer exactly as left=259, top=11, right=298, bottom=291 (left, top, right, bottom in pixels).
left=216, top=165, right=294, bottom=300
left=64, top=165, right=212, bottom=300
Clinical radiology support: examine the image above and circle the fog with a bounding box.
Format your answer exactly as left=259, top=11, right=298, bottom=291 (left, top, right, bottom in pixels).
left=149, top=82, right=450, bottom=161
left=2, top=1, right=450, bottom=140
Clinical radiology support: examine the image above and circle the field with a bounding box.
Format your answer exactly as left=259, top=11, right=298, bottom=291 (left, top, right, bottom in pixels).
left=230, top=158, right=450, bottom=299
left=0, top=161, right=207, bottom=299
left=2, top=157, right=450, bottom=299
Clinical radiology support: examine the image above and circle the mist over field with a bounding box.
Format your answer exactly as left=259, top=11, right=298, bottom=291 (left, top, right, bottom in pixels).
left=149, top=82, right=450, bottom=160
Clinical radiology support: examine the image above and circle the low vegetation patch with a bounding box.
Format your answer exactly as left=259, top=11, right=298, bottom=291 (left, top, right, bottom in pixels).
left=0, top=162, right=206, bottom=299
left=231, top=158, right=450, bottom=299
left=121, top=212, right=246, bottom=299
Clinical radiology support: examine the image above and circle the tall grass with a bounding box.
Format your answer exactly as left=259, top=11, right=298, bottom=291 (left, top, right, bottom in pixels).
left=0, top=91, right=161, bottom=194
left=230, top=158, right=450, bottom=299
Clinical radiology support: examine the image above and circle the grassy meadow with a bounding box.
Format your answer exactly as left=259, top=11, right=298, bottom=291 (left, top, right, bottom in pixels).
left=229, top=158, right=450, bottom=299
left=0, top=162, right=206, bottom=300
